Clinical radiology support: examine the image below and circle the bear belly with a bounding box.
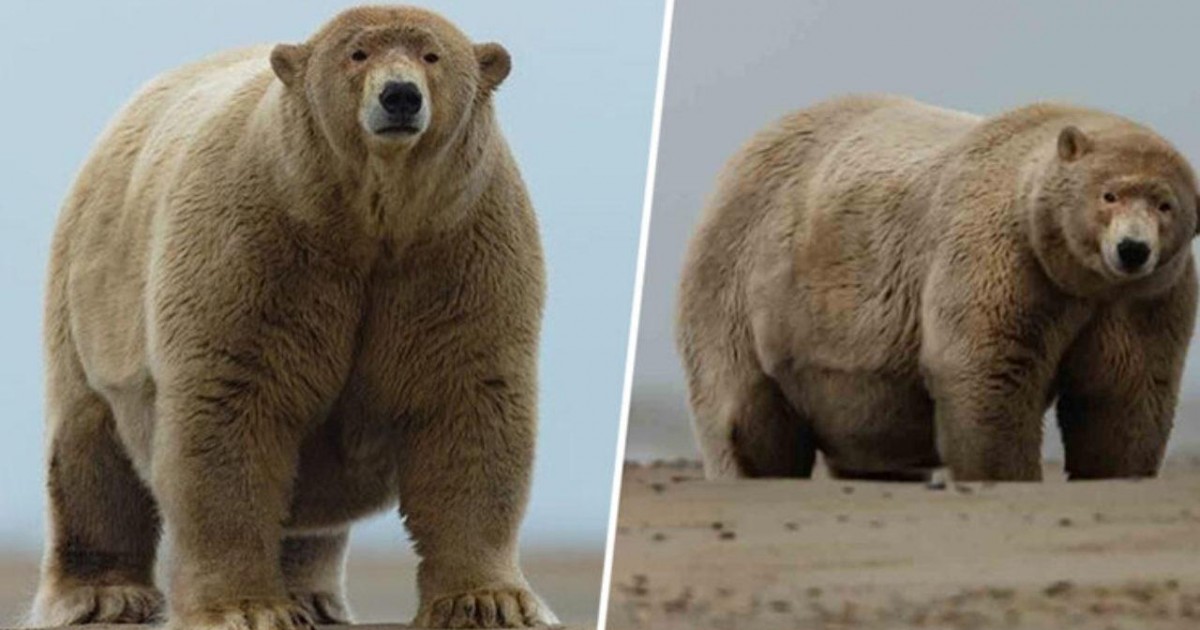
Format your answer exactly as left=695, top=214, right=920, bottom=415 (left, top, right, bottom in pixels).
left=780, top=366, right=939, bottom=477
left=284, top=410, right=403, bottom=533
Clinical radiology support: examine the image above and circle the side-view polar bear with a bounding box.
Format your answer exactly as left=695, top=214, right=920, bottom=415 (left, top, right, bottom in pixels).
left=32, top=6, right=556, bottom=629
left=679, top=95, right=1200, bottom=483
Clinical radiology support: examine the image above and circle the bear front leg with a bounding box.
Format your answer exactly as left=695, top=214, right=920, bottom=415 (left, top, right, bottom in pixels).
left=920, top=254, right=1092, bottom=481
left=925, top=363, right=1048, bottom=481
left=1056, top=273, right=1197, bottom=479
left=151, top=383, right=321, bottom=630
left=398, top=370, right=558, bottom=629
left=388, top=248, right=556, bottom=627
left=148, top=238, right=363, bottom=630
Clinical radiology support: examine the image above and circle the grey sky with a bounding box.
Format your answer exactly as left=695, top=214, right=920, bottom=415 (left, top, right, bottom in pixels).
left=629, top=0, right=1200, bottom=460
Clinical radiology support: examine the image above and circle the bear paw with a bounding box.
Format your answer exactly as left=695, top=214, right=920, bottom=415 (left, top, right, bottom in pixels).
left=29, top=583, right=165, bottom=626
left=289, top=590, right=352, bottom=625
left=415, top=587, right=560, bottom=628
left=169, top=599, right=315, bottom=630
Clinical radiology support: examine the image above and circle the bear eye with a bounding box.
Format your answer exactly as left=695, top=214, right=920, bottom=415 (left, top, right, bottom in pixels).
left=423, top=52, right=440, bottom=64
left=1102, top=192, right=1117, bottom=203
left=350, top=50, right=368, bottom=62
left=1159, top=201, right=1172, bottom=213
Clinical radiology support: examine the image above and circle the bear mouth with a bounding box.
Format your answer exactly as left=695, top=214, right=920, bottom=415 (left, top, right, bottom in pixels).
left=373, top=124, right=422, bottom=137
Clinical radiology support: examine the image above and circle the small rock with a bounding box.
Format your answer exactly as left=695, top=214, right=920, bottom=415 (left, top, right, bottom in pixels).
left=1044, top=580, right=1074, bottom=597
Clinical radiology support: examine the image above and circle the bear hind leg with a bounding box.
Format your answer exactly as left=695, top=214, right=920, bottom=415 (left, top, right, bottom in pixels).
left=30, top=386, right=164, bottom=626
left=282, top=532, right=353, bottom=625
left=691, top=373, right=817, bottom=479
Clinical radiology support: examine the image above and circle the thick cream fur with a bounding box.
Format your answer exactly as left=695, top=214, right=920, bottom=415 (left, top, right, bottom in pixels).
left=31, top=6, right=553, bottom=629
left=679, top=95, right=1200, bottom=482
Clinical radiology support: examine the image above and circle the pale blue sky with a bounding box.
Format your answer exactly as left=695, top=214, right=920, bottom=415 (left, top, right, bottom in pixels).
left=0, top=1, right=664, bottom=551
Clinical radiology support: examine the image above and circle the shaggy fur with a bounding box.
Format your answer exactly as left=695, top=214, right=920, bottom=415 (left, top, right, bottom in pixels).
left=31, top=6, right=556, bottom=629
left=679, top=95, right=1200, bottom=482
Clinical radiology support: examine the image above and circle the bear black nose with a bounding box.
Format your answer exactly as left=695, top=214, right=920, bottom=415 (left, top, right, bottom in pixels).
left=379, top=81, right=423, bottom=117
left=1117, top=238, right=1151, bottom=271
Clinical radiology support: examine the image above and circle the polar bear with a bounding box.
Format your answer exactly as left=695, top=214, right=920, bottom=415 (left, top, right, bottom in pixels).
left=679, top=95, right=1199, bottom=482
left=32, top=6, right=556, bottom=629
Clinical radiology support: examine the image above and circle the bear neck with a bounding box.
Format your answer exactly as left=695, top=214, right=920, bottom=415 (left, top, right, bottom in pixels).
left=273, top=91, right=504, bottom=250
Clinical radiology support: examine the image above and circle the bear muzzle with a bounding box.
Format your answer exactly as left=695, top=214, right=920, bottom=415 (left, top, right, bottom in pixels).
left=362, top=75, right=430, bottom=141
left=1101, top=212, right=1159, bottom=278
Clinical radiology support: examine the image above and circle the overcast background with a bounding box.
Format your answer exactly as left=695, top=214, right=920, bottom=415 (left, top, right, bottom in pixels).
left=0, top=0, right=663, bottom=556
left=628, top=0, right=1200, bottom=461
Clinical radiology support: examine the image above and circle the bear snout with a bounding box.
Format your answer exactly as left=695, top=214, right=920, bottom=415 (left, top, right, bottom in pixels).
left=363, top=76, right=430, bottom=140
left=1116, top=238, right=1151, bottom=272
left=379, top=81, right=423, bottom=119
left=1101, top=211, right=1159, bottom=277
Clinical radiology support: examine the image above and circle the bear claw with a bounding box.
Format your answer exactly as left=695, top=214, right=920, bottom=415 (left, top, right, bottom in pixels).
left=169, top=599, right=316, bottom=630
left=29, top=583, right=165, bottom=627
left=416, top=587, right=559, bottom=628
left=288, top=590, right=352, bottom=625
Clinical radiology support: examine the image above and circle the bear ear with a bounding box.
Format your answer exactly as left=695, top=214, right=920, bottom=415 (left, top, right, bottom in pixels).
left=475, top=42, right=512, bottom=94
left=1057, top=125, right=1093, bottom=162
left=270, top=43, right=310, bottom=88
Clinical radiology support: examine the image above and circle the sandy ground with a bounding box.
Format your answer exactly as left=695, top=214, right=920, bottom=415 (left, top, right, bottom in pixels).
left=606, top=456, right=1200, bottom=630
left=0, top=547, right=600, bottom=629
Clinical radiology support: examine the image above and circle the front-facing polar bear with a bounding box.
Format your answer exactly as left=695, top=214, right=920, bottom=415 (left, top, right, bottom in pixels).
left=32, top=6, right=556, bottom=629
left=680, top=95, right=1200, bottom=482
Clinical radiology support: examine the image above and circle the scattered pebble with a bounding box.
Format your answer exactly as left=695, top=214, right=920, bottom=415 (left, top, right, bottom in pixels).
left=630, top=573, right=649, bottom=597
left=662, top=587, right=693, bottom=614
left=1044, top=580, right=1074, bottom=597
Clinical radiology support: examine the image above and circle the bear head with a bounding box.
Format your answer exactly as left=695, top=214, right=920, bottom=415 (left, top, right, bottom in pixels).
left=269, top=6, right=510, bottom=162
left=1033, top=123, right=1200, bottom=295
